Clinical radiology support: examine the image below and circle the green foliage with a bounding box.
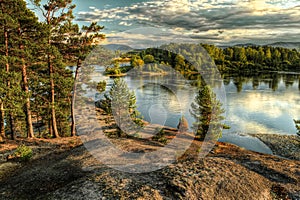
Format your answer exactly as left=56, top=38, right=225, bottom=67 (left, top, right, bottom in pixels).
left=131, top=57, right=145, bottom=71
left=190, top=85, right=226, bottom=140
left=97, top=80, right=107, bottom=93
left=104, top=62, right=132, bottom=75
left=14, top=144, right=33, bottom=161
left=98, top=78, right=143, bottom=137
left=133, top=44, right=300, bottom=75
left=202, top=45, right=300, bottom=73
left=0, top=0, right=106, bottom=138
left=143, top=54, right=155, bottom=63
left=293, top=119, right=300, bottom=136
left=152, top=128, right=168, bottom=144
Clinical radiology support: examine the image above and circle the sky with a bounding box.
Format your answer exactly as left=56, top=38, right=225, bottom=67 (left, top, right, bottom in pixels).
left=30, top=0, right=300, bottom=48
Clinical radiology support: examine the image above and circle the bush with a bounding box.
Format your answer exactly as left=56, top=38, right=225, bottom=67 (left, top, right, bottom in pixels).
left=14, top=144, right=33, bottom=161
left=152, top=129, right=168, bottom=144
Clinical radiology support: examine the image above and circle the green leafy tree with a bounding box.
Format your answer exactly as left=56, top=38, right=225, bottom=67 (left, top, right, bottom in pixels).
left=131, top=56, right=144, bottom=71
left=143, top=54, right=155, bottom=63
left=190, top=85, right=226, bottom=140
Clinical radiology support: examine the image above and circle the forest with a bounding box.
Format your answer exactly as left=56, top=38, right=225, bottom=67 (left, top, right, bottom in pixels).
left=0, top=0, right=104, bottom=141
left=108, top=44, right=300, bottom=76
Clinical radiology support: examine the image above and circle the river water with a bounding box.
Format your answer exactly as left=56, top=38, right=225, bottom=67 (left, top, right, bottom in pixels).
left=89, top=66, right=300, bottom=154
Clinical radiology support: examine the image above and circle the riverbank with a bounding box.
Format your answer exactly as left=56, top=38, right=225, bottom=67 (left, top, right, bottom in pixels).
left=250, top=134, right=300, bottom=160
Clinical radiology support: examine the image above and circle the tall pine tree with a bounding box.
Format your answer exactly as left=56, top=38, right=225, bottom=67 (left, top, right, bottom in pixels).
left=57, top=21, right=105, bottom=136
left=31, top=0, right=76, bottom=137
left=190, top=85, right=226, bottom=140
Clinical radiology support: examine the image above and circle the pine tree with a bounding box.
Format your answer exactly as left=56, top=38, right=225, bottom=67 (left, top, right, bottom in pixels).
left=190, top=85, right=226, bottom=140
left=16, top=1, right=44, bottom=138
left=293, top=119, right=300, bottom=136
left=103, top=78, right=142, bottom=136
left=0, top=0, right=18, bottom=139
left=31, top=0, right=76, bottom=138
left=0, top=0, right=40, bottom=138
left=61, top=22, right=105, bottom=136
left=0, top=71, right=25, bottom=139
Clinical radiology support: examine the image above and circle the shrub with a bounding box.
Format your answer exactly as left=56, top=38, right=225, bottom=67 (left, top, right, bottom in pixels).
left=152, top=129, right=168, bottom=144
left=14, top=144, right=33, bottom=161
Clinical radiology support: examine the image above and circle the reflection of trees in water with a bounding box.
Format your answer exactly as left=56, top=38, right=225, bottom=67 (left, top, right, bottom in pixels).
left=283, top=74, right=297, bottom=88
left=223, top=73, right=300, bottom=92
left=233, top=76, right=248, bottom=93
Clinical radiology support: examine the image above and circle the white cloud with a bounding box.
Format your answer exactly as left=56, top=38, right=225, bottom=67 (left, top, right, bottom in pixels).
left=76, top=0, right=300, bottom=44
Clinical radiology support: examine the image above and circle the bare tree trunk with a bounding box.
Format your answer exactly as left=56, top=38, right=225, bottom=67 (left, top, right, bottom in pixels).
left=22, top=64, right=34, bottom=138
left=9, top=114, right=15, bottom=140
left=47, top=28, right=60, bottom=138
left=19, top=26, right=34, bottom=138
left=0, top=100, right=4, bottom=139
left=50, top=72, right=59, bottom=138
left=70, top=61, right=81, bottom=136
left=49, top=119, right=53, bottom=138
left=50, top=81, right=59, bottom=138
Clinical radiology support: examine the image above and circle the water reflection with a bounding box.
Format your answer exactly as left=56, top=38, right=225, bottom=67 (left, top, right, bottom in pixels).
left=127, top=72, right=300, bottom=136
left=92, top=66, right=300, bottom=153
left=224, top=73, right=300, bottom=92
left=224, top=73, right=300, bottom=135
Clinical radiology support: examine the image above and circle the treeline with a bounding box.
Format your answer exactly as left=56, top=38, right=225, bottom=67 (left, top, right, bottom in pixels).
left=202, top=44, right=300, bottom=72
left=117, top=44, right=300, bottom=77
left=0, top=0, right=104, bottom=141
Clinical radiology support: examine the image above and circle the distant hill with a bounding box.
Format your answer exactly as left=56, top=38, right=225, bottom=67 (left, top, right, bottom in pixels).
left=233, top=43, right=258, bottom=47
left=218, top=42, right=300, bottom=50
left=268, top=42, right=300, bottom=49
left=102, top=44, right=134, bottom=51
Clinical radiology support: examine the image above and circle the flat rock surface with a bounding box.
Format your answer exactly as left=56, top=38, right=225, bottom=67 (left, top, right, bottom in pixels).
left=0, top=136, right=299, bottom=200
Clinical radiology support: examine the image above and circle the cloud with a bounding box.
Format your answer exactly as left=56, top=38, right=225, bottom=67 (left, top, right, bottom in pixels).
left=76, top=0, right=300, bottom=44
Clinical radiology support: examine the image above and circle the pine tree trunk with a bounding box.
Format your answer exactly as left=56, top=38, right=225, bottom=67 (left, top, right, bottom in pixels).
left=4, top=28, right=9, bottom=72
left=9, top=114, right=15, bottom=140
left=50, top=69, right=60, bottom=138
left=5, top=25, right=14, bottom=140
left=22, top=64, right=34, bottom=138
left=70, top=62, right=81, bottom=136
left=19, top=25, right=34, bottom=138
left=0, top=101, right=5, bottom=139
left=49, top=120, right=53, bottom=137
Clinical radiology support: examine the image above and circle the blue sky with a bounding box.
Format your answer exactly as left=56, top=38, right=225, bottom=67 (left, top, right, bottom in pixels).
left=30, top=0, right=300, bottom=47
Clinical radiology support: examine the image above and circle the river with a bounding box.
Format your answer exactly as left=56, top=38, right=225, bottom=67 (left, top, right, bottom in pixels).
left=89, top=66, right=300, bottom=154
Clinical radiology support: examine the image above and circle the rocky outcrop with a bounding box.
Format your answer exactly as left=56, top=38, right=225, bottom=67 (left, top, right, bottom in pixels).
left=0, top=137, right=299, bottom=200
